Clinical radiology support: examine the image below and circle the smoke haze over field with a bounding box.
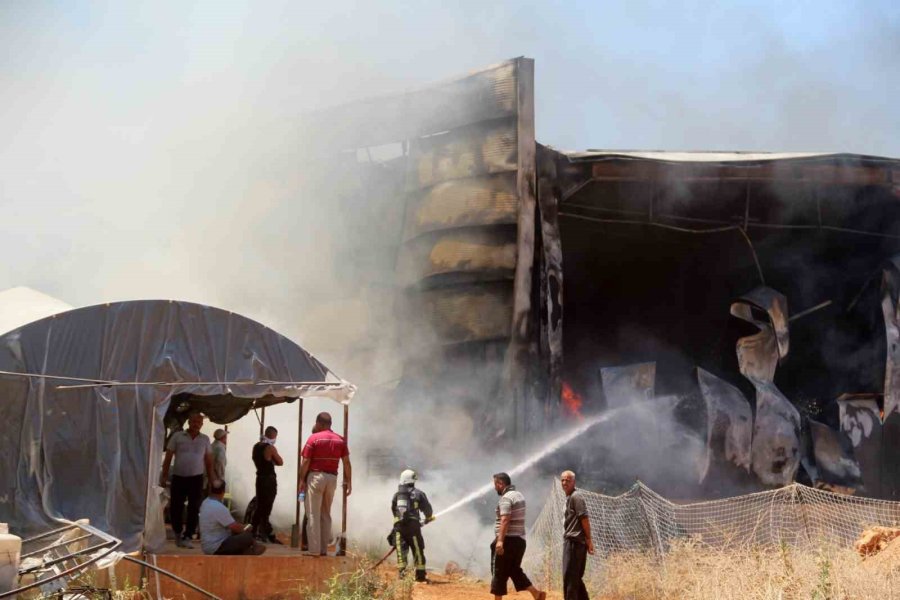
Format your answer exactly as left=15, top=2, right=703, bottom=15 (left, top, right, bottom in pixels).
left=1, top=1, right=898, bottom=323
left=1, top=0, right=898, bottom=569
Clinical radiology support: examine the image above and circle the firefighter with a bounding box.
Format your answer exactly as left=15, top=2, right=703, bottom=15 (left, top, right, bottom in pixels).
left=390, top=468, right=434, bottom=582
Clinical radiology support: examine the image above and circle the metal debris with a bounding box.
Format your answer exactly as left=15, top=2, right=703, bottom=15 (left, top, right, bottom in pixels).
left=838, top=394, right=883, bottom=498
left=696, top=368, right=752, bottom=480
left=804, top=418, right=862, bottom=492
left=881, top=257, right=900, bottom=499
left=731, top=287, right=801, bottom=487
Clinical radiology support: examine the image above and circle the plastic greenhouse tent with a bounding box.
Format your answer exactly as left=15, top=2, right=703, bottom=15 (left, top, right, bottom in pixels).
left=0, top=298, right=355, bottom=551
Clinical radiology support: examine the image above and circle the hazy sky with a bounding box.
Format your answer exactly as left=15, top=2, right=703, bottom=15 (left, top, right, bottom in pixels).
left=1, top=1, right=898, bottom=341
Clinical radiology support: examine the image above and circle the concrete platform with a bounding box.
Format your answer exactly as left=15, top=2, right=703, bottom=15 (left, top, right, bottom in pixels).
left=101, top=540, right=359, bottom=600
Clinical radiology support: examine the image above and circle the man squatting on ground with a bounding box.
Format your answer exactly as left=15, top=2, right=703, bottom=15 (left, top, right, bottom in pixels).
left=560, top=470, right=595, bottom=600
left=161, top=413, right=215, bottom=548
left=299, top=412, right=352, bottom=556
left=199, top=480, right=266, bottom=555
left=491, top=472, right=546, bottom=600
left=252, top=425, right=284, bottom=543
left=390, top=469, right=434, bottom=582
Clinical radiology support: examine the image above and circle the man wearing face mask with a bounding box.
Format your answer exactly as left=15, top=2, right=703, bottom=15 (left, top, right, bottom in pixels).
left=251, top=426, right=283, bottom=543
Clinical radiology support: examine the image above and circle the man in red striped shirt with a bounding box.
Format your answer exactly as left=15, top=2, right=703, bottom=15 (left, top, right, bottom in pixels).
left=298, top=412, right=352, bottom=556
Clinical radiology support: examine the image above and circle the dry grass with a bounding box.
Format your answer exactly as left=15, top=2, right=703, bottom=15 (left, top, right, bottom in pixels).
left=304, top=558, right=415, bottom=600
left=591, top=539, right=900, bottom=600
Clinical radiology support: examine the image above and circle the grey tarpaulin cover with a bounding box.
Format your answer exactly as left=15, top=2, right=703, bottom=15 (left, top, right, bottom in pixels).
left=0, top=299, right=355, bottom=551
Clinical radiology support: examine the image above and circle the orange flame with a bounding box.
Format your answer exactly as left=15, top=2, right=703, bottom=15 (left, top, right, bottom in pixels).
left=561, top=382, right=584, bottom=419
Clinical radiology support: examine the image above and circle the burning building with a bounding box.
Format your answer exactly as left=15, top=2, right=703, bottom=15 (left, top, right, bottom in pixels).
left=307, top=57, right=900, bottom=498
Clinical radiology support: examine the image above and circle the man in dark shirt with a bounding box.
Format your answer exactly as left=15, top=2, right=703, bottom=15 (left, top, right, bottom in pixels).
left=560, top=470, right=594, bottom=600
left=251, top=426, right=283, bottom=543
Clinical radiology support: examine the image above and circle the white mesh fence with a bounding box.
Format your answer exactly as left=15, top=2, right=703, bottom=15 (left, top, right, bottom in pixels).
left=524, top=481, right=900, bottom=589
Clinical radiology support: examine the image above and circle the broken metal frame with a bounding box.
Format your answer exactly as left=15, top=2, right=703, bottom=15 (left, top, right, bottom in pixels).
left=0, top=522, right=121, bottom=599
left=1, top=521, right=223, bottom=600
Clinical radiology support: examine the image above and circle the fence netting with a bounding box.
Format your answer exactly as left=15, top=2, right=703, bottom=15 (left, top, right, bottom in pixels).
left=524, top=481, right=900, bottom=587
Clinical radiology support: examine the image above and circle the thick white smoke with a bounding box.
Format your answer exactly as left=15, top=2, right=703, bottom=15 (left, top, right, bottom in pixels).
left=1, top=0, right=897, bottom=575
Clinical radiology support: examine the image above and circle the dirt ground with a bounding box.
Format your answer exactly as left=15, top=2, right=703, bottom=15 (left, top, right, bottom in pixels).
left=411, top=574, right=563, bottom=600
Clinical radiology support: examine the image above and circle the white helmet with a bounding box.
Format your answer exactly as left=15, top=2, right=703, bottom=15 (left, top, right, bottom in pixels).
left=399, top=469, right=417, bottom=485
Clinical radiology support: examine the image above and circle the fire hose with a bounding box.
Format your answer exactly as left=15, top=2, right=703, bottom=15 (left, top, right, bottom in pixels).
left=373, top=518, right=434, bottom=569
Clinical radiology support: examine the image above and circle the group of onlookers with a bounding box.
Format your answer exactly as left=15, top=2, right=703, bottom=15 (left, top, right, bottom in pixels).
left=160, top=411, right=350, bottom=557
left=162, top=411, right=594, bottom=599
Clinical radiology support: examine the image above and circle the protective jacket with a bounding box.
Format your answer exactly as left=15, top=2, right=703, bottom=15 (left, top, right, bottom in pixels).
left=391, top=484, right=433, bottom=524
left=389, top=483, right=433, bottom=582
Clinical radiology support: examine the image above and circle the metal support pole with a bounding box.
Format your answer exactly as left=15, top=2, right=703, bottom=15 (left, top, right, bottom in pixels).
left=259, top=406, right=266, bottom=437
left=291, top=397, right=305, bottom=548
left=339, top=404, right=349, bottom=556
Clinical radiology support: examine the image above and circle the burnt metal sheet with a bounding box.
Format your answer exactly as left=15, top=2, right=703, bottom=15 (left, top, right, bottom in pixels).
left=536, top=144, right=564, bottom=419
left=751, top=381, right=802, bottom=487
left=402, top=173, right=519, bottom=241
left=396, top=227, right=517, bottom=287
left=730, top=286, right=790, bottom=373
left=806, top=418, right=862, bottom=491
left=882, top=256, right=900, bottom=499
left=306, top=60, right=518, bottom=152
left=838, top=395, right=882, bottom=498
left=883, top=413, right=900, bottom=500
left=731, top=287, right=800, bottom=486
left=403, top=282, right=513, bottom=345
left=408, top=118, right=518, bottom=189
left=881, top=256, right=900, bottom=418
left=600, top=362, right=656, bottom=410
left=696, top=368, right=752, bottom=479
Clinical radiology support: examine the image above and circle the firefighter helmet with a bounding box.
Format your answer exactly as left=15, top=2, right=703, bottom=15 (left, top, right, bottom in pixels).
left=399, top=469, right=418, bottom=485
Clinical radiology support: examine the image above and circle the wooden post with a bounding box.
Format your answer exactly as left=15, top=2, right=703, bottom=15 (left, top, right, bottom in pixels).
left=291, top=398, right=304, bottom=548
left=339, top=404, right=349, bottom=556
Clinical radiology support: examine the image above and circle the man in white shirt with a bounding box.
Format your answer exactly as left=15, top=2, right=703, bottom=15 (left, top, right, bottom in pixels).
left=199, top=480, right=266, bottom=555
left=160, top=413, right=215, bottom=548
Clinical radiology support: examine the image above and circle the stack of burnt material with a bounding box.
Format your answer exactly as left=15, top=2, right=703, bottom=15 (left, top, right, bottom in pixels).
left=600, top=256, right=900, bottom=499
left=699, top=257, right=900, bottom=498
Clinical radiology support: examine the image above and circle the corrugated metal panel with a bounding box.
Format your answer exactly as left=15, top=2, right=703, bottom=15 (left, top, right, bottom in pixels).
left=403, top=173, right=519, bottom=241
left=396, top=227, right=517, bottom=287
left=409, top=118, right=518, bottom=189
